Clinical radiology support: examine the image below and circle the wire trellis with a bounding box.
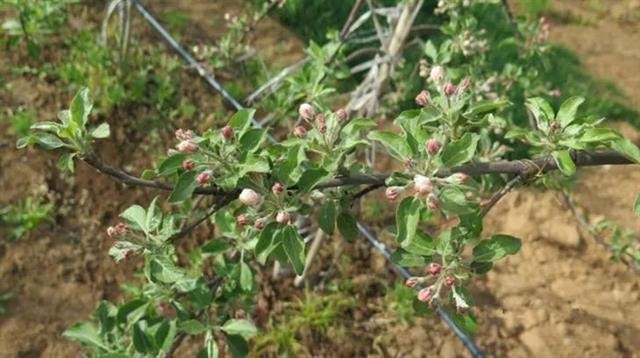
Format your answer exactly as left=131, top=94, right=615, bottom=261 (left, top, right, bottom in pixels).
left=129, top=1, right=484, bottom=356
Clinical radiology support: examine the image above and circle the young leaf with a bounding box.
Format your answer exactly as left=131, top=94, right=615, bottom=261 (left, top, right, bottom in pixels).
left=197, top=331, right=219, bottom=358
left=297, top=168, right=329, bottom=192
left=178, top=320, right=207, bottom=335
left=317, top=200, right=336, bottom=235
left=255, top=223, right=279, bottom=264
left=611, top=138, right=640, bottom=163
left=579, top=128, right=620, bottom=143
left=368, top=131, right=413, bottom=160
left=168, top=171, right=198, bottom=203
left=451, top=311, right=478, bottom=335
left=32, top=132, right=65, bottom=149
left=404, top=230, right=434, bottom=256
left=57, top=153, right=75, bottom=174
left=91, top=122, right=110, bottom=138
left=239, top=261, right=253, bottom=292
left=395, top=196, right=422, bottom=248
left=390, top=249, right=426, bottom=267
left=337, top=212, right=359, bottom=241
left=157, top=153, right=187, bottom=177
left=239, top=128, right=266, bottom=152
left=525, top=97, right=554, bottom=132
left=440, top=133, right=479, bottom=167
left=121, top=205, right=148, bottom=233
left=63, top=322, right=108, bottom=350
left=552, top=150, right=576, bottom=176
left=70, top=87, right=93, bottom=127
left=132, top=322, right=153, bottom=353
left=281, top=225, right=305, bottom=275
left=473, top=234, right=521, bottom=262
left=221, top=319, right=258, bottom=338
left=227, top=108, right=256, bottom=135
left=556, top=96, right=585, bottom=128
left=439, top=187, right=477, bottom=215
left=634, top=193, right=640, bottom=216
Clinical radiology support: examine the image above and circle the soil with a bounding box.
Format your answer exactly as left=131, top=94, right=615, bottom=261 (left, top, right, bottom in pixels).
left=1, top=1, right=639, bottom=357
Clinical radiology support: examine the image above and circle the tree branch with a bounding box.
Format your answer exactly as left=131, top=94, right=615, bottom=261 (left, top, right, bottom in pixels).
left=480, top=175, right=521, bottom=217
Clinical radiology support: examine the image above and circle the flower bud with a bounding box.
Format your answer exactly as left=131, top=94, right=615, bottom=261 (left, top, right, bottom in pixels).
left=385, top=186, right=403, bottom=201
left=403, top=158, right=415, bottom=168
left=107, top=226, right=116, bottom=238
left=405, top=277, right=419, bottom=288
left=415, top=90, right=429, bottom=106
left=549, top=89, right=561, bottom=97
left=293, top=126, right=307, bottom=137
left=425, top=138, right=440, bottom=154
left=417, top=287, right=434, bottom=302
left=197, top=170, right=211, bottom=186
left=444, top=276, right=455, bottom=287
left=427, top=193, right=439, bottom=210
left=459, top=78, right=471, bottom=91
left=236, top=214, right=248, bottom=226
left=175, top=128, right=193, bottom=140
left=335, top=107, right=348, bottom=121
left=272, top=182, right=284, bottom=194
left=221, top=125, right=233, bottom=140
left=239, top=189, right=261, bottom=206
left=176, top=140, right=197, bottom=153
left=276, top=211, right=291, bottom=224
left=426, top=262, right=442, bottom=276
left=443, top=81, right=457, bottom=97
left=429, top=65, right=445, bottom=83
left=298, top=102, right=315, bottom=120
left=254, top=218, right=266, bottom=230
left=447, top=173, right=469, bottom=185
left=317, top=122, right=327, bottom=133
left=413, top=175, right=432, bottom=194
left=315, top=113, right=325, bottom=123
left=182, top=159, right=194, bottom=171
left=123, top=249, right=134, bottom=259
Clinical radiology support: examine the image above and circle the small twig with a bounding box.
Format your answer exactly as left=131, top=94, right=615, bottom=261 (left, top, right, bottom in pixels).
left=480, top=175, right=521, bottom=217
left=294, top=229, right=325, bottom=287
left=352, top=183, right=384, bottom=202
left=340, top=0, right=366, bottom=41
left=169, top=193, right=237, bottom=242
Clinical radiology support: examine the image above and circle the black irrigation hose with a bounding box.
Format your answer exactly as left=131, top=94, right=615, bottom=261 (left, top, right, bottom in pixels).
left=130, top=1, right=484, bottom=356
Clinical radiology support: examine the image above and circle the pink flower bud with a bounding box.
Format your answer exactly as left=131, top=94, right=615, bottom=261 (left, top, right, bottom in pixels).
left=403, top=158, right=415, bottom=168
left=254, top=218, right=266, bottom=230
left=417, top=287, right=434, bottom=302
left=427, top=194, right=439, bottom=210
left=176, top=140, right=197, bottom=153
left=549, top=89, right=561, bottom=97
left=429, top=65, right=445, bottom=83
left=298, top=103, right=315, bottom=120
left=415, top=90, right=429, bottom=106
left=426, top=262, right=442, bottom=276
left=239, top=189, right=261, bottom=206
left=335, top=107, right=348, bottom=121
left=123, top=249, right=134, bottom=259
left=107, top=226, right=116, bottom=238
left=448, top=173, right=469, bottom=185
left=405, top=277, right=419, bottom=288
left=114, top=222, right=127, bottom=234
left=197, top=170, right=211, bottom=186
left=276, top=211, right=290, bottom=224
left=317, top=122, right=327, bottom=133
left=444, top=276, right=455, bottom=287
left=293, top=126, right=307, bottom=137
left=236, top=214, right=248, bottom=226
left=221, top=125, right=233, bottom=140
left=459, top=78, right=471, bottom=91
left=413, top=175, right=432, bottom=194
left=443, top=81, right=457, bottom=97
left=182, top=159, right=194, bottom=171
left=425, top=138, right=440, bottom=154
left=385, top=186, right=403, bottom=201
left=315, top=113, right=325, bottom=123
left=175, top=129, right=193, bottom=140
left=272, top=182, right=284, bottom=194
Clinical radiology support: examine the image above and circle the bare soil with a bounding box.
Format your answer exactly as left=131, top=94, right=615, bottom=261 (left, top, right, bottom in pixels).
left=1, top=1, right=639, bottom=357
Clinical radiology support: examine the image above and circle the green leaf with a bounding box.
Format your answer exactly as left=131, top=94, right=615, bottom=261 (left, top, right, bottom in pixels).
left=336, top=212, right=359, bottom=242
left=91, top=122, right=110, bottom=138
left=525, top=97, right=554, bottom=132
left=116, top=299, right=149, bottom=325
left=239, top=261, right=253, bottom=291
left=227, top=108, right=255, bottom=135
left=255, top=223, right=279, bottom=264
left=169, top=171, right=198, bottom=203
left=473, top=234, right=521, bottom=262
left=368, top=131, right=413, bottom=160
left=57, top=153, right=75, bottom=174
left=150, top=257, right=186, bottom=284
left=556, top=96, right=585, bottom=128
left=317, top=201, right=336, bottom=235
left=404, top=230, right=434, bottom=256
left=132, top=322, right=153, bottom=353
left=281, top=225, right=305, bottom=275
left=552, top=150, right=576, bottom=176
left=155, top=320, right=177, bottom=351
left=439, top=187, right=477, bottom=215
left=63, top=322, right=108, bottom=350
left=198, top=331, right=219, bottom=358
left=201, top=240, right=230, bottom=255
left=225, top=334, right=249, bottom=358
left=470, top=260, right=493, bottom=274
left=158, top=153, right=187, bottom=177
left=120, top=205, right=148, bottom=233
left=297, top=168, right=329, bottom=192
left=70, top=87, right=93, bottom=127
left=221, top=319, right=257, bottom=338
left=145, top=197, right=162, bottom=232
left=634, top=193, right=640, bottom=216
left=611, top=138, right=640, bottom=163
left=32, top=132, right=65, bottom=149
left=579, top=128, right=620, bottom=143
left=450, top=312, right=478, bottom=335
left=179, top=319, right=207, bottom=335
left=465, top=99, right=510, bottom=117
left=395, top=197, right=422, bottom=248
left=239, top=128, right=266, bottom=152
left=30, top=121, right=60, bottom=132
left=390, top=249, right=426, bottom=267
left=440, top=133, right=479, bottom=167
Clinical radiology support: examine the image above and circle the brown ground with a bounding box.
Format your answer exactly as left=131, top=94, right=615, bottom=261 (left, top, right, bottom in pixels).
left=1, top=0, right=639, bottom=357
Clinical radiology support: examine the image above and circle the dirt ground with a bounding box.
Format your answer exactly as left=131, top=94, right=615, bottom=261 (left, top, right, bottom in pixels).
left=0, top=0, right=639, bottom=357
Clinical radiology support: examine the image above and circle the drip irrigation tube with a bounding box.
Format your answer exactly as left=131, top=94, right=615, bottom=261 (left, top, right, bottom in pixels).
left=130, top=1, right=484, bottom=356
